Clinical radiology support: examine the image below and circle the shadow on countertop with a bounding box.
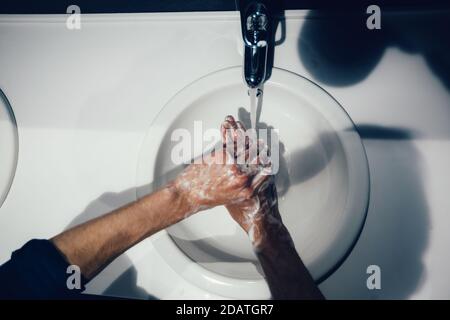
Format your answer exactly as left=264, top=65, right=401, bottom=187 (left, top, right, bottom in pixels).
left=298, top=9, right=450, bottom=91
left=297, top=9, right=437, bottom=298
left=65, top=189, right=156, bottom=300
left=320, top=124, right=429, bottom=299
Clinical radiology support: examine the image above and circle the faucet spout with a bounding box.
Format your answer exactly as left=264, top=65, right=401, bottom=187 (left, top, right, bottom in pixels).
left=238, top=0, right=273, bottom=88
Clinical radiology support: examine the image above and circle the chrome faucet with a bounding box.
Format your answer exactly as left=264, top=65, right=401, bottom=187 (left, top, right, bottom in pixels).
left=238, top=0, right=273, bottom=88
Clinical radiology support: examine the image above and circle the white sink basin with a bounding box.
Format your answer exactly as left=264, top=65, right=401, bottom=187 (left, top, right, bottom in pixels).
left=136, top=67, right=369, bottom=298
left=0, top=90, right=18, bottom=209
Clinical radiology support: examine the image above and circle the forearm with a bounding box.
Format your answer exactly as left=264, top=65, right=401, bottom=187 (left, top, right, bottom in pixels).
left=255, top=214, right=325, bottom=300
left=51, top=185, right=190, bottom=280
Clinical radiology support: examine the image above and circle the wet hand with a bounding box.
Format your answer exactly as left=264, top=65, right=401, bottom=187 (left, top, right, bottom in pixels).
left=221, top=118, right=281, bottom=248
left=171, top=116, right=269, bottom=216
left=226, top=180, right=283, bottom=248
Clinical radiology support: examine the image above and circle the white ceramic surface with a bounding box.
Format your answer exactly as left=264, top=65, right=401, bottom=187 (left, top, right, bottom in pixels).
left=136, top=67, right=369, bottom=298
left=2, top=11, right=449, bottom=300
left=0, top=89, right=18, bottom=209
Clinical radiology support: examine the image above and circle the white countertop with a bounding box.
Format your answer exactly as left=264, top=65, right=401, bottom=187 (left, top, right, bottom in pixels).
left=0, top=10, right=449, bottom=299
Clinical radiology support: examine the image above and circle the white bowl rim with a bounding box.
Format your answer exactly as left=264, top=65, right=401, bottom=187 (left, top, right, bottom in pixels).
left=135, top=66, right=370, bottom=298
left=0, top=89, right=19, bottom=210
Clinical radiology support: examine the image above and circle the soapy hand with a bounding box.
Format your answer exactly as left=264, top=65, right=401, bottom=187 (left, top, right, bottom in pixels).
left=223, top=119, right=282, bottom=248
left=171, top=116, right=270, bottom=216
left=226, top=179, right=282, bottom=248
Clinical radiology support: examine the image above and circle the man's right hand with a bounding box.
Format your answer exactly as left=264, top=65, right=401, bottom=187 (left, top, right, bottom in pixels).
left=219, top=116, right=283, bottom=248
left=226, top=179, right=284, bottom=247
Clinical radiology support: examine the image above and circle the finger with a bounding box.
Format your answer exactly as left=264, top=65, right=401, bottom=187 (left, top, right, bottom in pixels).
left=225, top=147, right=236, bottom=164
left=220, top=124, right=226, bottom=144
left=256, top=139, right=269, bottom=155
left=236, top=121, right=249, bottom=151
left=243, top=148, right=250, bottom=163
left=258, top=146, right=271, bottom=166
left=235, top=145, right=246, bottom=164
left=234, top=128, right=248, bottom=159
left=221, top=121, right=234, bottom=131
left=225, top=115, right=238, bottom=129
left=247, top=143, right=259, bottom=165
left=248, top=139, right=268, bottom=164
left=244, top=129, right=257, bottom=152
left=225, top=115, right=235, bottom=123
left=250, top=171, right=270, bottom=193
left=221, top=122, right=234, bottom=145
left=236, top=121, right=246, bottom=131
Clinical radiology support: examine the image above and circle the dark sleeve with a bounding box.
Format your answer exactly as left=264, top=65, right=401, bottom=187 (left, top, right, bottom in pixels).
left=0, top=239, right=87, bottom=299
